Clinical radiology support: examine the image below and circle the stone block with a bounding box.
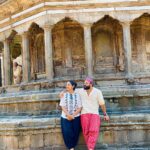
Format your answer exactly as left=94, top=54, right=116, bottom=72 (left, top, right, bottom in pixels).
left=24, top=148, right=30, bottom=150
left=18, top=135, right=31, bottom=149
left=113, top=130, right=128, bottom=144
left=17, top=103, right=27, bottom=115
left=145, top=130, right=150, bottom=142
left=127, top=130, right=146, bottom=143
left=55, top=132, right=64, bottom=145
left=52, top=146, right=66, bottom=150
left=0, top=104, right=7, bottom=114
left=31, top=134, right=44, bottom=148
left=6, top=104, right=18, bottom=114
left=40, top=102, right=56, bottom=114
left=44, top=133, right=56, bottom=146
left=3, top=136, right=18, bottom=149
left=0, top=136, right=5, bottom=149
left=98, top=131, right=114, bottom=144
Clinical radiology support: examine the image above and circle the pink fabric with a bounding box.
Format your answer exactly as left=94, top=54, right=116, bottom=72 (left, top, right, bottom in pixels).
left=85, top=77, right=93, bottom=85
left=81, top=114, right=101, bottom=150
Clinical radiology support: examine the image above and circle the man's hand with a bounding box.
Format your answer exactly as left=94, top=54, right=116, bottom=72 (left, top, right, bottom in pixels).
left=59, top=91, right=65, bottom=98
left=104, top=115, right=110, bottom=122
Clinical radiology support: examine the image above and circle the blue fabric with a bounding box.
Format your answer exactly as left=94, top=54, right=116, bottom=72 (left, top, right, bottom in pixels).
left=61, top=116, right=81, bottom=149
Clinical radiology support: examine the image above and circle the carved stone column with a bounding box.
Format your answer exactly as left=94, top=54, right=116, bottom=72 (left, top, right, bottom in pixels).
left=65, top=46, right=73, bottom=68
left=22, top=32, right=31, bottom=82
left=117, top=32, right=125, bottom=71
left=44, top=25, right=54, bottom=80
left=137, top=26, right=146, bottom=71
left=3, top=39, right=11, bottom=85
left=122, top=22, right=133, bottom=78
left=0, top=54, right=4, bottom=86
left=83, top=23, right=93, bottom=77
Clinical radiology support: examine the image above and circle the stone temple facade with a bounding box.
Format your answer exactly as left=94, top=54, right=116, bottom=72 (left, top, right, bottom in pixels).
left=0, top=0, right=149, bottom=149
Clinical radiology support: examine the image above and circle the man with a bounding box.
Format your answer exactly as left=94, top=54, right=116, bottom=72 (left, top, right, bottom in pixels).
left=60, top=77, right=109, bottom=150
left=78, top=77, right=109, bottom=150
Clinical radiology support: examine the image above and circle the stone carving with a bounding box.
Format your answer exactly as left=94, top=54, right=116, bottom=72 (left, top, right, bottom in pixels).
left=92, top=16, right=124, bottom=74
left=52, top=18, right=85, bottom=77
left=131, top=13, right=150, bottom=73
left=28, top=23, right=45, bottom=79
left=13, top=55, right=22, bottom=84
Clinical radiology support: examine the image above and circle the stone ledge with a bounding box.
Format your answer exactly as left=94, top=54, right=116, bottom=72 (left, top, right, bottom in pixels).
left=0, top=76, right=150, bottom=94
left=0, top=114, right=148, bottom=149
left=0, top=114, right=148, bottom=132
left=0, top=84, right=150, bottom=100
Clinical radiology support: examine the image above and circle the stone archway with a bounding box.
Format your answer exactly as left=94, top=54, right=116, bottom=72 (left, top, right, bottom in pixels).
left=28, top=22, right=45, bottom=80
left=92, top=15, right=124, bottom=75
left=131, top=13, right=150, bottom=73
left=52, top=17, right=85, bottom=78
left=8, top=30, right=22, bottom=84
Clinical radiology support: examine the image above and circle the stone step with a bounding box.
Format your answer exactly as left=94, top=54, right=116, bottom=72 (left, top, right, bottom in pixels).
left=0, top=76, right=150, bottom=94
left=0, top=85, right=149, bottom=116
left=0, top=83, right=150, bottom=98
left=0, top=114, right=148, bottom=150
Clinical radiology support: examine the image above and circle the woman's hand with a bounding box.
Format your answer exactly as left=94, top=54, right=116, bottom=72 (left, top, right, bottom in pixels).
left=66, top=114, right=74, bottom=121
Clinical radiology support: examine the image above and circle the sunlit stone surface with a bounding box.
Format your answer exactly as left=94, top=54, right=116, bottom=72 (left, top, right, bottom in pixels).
left=0, top=0, right=149, bottom=149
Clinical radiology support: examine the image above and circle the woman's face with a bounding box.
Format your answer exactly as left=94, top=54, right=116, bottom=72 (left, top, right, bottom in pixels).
left=66, top=82, right=73, bottom=91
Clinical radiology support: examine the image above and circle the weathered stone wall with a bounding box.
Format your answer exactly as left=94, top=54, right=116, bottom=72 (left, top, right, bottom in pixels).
left=0, top=85, right=149, bottom=116
left=0, top=114, right=149, bottom=150
left=0, top=0, right=149, bottom=149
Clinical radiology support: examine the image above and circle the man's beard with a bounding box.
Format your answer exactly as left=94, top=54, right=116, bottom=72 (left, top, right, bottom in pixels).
left=83, top=85, right=90, bottom=90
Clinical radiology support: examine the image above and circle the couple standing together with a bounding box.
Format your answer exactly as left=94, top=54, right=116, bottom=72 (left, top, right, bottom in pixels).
left=59, top=77, right=110, bottom=150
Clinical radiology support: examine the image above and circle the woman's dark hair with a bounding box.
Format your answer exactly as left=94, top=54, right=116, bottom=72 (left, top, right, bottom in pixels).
left=69, top=80, right=77, bottom=90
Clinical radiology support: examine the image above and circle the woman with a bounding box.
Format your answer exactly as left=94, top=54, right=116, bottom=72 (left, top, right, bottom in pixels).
left=60, top=80, right=82, bottom=150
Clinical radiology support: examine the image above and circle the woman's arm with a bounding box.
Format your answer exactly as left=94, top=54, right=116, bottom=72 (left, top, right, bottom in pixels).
left=61, top=106, right=74, bottom=121
left=72, top=107, right=82, bottom=118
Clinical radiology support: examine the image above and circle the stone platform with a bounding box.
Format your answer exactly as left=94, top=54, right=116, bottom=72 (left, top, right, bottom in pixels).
left=0, top=81, right=149, bottom=149
left=0, top=114, right=149, bottom=150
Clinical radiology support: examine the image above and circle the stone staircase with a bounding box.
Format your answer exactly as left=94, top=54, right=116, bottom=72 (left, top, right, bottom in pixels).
left=0, top=81, right=149, bottom=149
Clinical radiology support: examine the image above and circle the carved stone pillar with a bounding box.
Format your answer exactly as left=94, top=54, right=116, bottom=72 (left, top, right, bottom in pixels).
left=83, top=24, right=93, bottom=77
left=122, top=22, right=133, bottom=78
left=65, top=46, right=72, bottom=68
left=3, top=39, right=11, bottom=85
left=44, top=25, right=54, bottom=80
left=0, top=54, right=4, bottom=86
left=137, top=26, right=146, bottom=71
left=117, top=32, right=125, bottom=71
left=22, top=32, right=31, bottom=82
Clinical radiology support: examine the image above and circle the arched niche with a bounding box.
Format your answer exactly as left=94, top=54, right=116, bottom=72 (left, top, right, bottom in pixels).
left=28, top=22, right=45, bottom=80
left=8, top=30, right=22, bottom=84
left=131, top=13, right=150, bottom=73
left=52, top=17, right=85, bottom=78
left=92, top=15, right=124, bottom=75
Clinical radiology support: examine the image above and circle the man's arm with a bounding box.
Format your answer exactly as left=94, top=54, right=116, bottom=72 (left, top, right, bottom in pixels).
left=97, top=90, right=110, bottom=121
left=100, top=104, right=110, bottom=121
left=59, top=90, right=66, bottom=98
